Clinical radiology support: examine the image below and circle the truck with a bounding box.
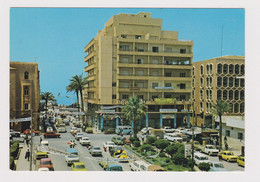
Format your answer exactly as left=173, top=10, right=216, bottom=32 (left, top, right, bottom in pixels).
left=198, top=144, right=219, bottom=156
left=55, top=117, right=63, bottom=127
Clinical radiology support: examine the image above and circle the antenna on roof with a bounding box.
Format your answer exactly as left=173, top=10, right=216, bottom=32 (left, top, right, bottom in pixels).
left=221, top=25, right=224, bottom=57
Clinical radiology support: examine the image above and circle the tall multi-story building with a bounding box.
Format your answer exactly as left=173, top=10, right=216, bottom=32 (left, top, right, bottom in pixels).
left=192, top=56, right=245, bottom=128
left=84, top=12, right=193, bottom=130
left=10, top=62, right=40, bottom=132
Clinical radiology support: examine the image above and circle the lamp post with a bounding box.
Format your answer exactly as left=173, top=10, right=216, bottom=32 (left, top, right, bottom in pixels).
left=30, top=109, right=33, bottom=171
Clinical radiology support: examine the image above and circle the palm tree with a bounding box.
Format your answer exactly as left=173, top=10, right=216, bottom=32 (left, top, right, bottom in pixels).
left=122, top=97, right=147, bottom=138
left=210, top=100, right=231, bottom=151
left=66, top=74, right=86, bottom=112
left=40, top=92, right=56, bottom=110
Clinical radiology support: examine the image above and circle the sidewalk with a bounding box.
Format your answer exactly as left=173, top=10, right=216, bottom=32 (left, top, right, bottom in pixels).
left=16, top=145, right=36, bottom=171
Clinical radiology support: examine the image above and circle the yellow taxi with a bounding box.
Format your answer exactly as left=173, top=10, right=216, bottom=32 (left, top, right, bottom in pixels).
left=114, top=150, right=128, bottom=162
left=71, top=162, right=87, bottom=171
left=219, top=151, right=238, bottom=162
left=237, top=156, right=245, bottom=167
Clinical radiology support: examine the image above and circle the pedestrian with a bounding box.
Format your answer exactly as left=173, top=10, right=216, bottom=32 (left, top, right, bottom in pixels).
left=25, top=149, right=30, bottom=161
left=40, top=136, right=42, bottom=144
left=26, top=138, right=29, bottom=147
left=218, top=153, right=222, bottom=161
left=225, top=142, right=229, bottom=150
left=224, top=136, right=227, bottom=143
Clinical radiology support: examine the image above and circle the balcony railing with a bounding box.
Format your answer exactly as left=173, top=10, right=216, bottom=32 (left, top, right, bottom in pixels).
left=118, top=61, right=191, bottom=66
left=118, top=48, right=192, bottom=54
left=117, top=98, right=192, bottom=105
left=118, top=86, right=192, bottom=90
left=118, top=73, right=191, bottom=78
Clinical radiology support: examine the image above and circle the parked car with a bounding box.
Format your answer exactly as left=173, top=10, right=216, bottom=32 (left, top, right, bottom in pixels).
left=111, top=136, right=124, bottom=145
left=36, top=151, right=48, bottom=160
left=103, top=141, right=116, bottom=152
left=89, top=146, right=102, bottom=156
left=162, top=126, right=175, bottom=133
left=71, top=162, right=87, bottom=171
left=198, top=145, right=219, bottom=156
left=70, top=127, right=78, bottom=133
left=164, top=133, right=182, bottom=142
left=40, top=158, right=54, bottom=171
left=116, top=126, right=133, bottom=135
left=43, top=131, right=60, bottom=138
left=129, top=160, right=149, bottom=171
left=176, top=133, right=188, bottom=141
left=75, top=133, right=84, bottom=140
left=140, top=127, right=153, bottom=135
left=23, top=129, right=40, bottom=135
left=113, top=149, right=128, bottom=162
left=237, top=156, right=245, bottom=167
left=79, top=137, right=91, bottom=146
left=194, top=152, right=210, bottom=166
left=104, top=128, right=115, bottom=134
left=219, top=151, right=238, bottom=162
left=38, top=167, right=49, bottom=171
left=10, top=130, right=21, bottom=137
left=57, top=125, right=66, bottom=133
left=209, top=161, right=227, bottom=172
left=85, top=127, right=93, bottom=133
left=63, top=119, right=70, bottom=126
left=65, top=155, right=80, bottom=166
left=106, top=164, right=123, bottom=171
left=41, top=140, right=49, bottom=146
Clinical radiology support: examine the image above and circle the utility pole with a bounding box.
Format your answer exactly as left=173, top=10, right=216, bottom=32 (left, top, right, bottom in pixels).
left=30, top=109, right=33, bottom=171
left=191, top=102, right=195, bottom=170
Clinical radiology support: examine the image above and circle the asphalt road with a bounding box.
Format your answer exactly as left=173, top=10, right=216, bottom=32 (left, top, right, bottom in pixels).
left=33, top=124, right=132, bottom=171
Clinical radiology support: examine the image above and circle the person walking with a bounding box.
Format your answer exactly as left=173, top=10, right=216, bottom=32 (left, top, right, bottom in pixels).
left=26, top=138, right=29, bottom=147
left=25, top=149, right=30, bottom=161
left=40, top=136, right=42, bottom=144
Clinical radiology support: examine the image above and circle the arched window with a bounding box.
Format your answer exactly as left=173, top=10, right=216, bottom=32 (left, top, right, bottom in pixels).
left=223, top=77, right=228, bottom=87
left=235, top=64, right=239, bottom=74
left=192, top=67, right=195, bottom=76
left=210, top=64, right=213, bottom=74
left=229, top=64, right=234, bottom=74
left=229, top=77, right=233, bottom=87
left=210, top=77, right=213, bottom=87
left=24, top=86, right=29, bottom=96
left=217, top=77, right=222, bottom=87
left=200, top=89, right=204, bottom=98
left=206, top=90, right=209, bottom=99
left=206, top=64, right=210, bottom=74
left=235, top=90, right=239, bottom=100
left=217, top=90, right=222, bottom=100
left=200, top=65, right=204, bottom=75
left=241, top=64, right=245, bottom=75
left=223, top=90, right=227, bottom=100
left=240, top=103, right=244, bottom=113
left=234, top=103, right=239, bottom=113
left=210, top=90, right=213, bottom=99
left=200, top=78, right=204, bottom=87
left=235, top=79, right=239, bottom=87
left=223, top=64, right=228, bottom=74
left=217, top=64, right=222, bottom=74
left=240, top=90, right=244, bottom=100
left=240, top=79, right=244, bottom=87
left=229, top=90, right=233, bottom=100
left=24, top=71, right=29, bottom=79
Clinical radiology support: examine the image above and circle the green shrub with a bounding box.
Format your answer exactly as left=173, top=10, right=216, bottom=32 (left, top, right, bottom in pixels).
left=146, top=136, right=157, bottom=145
left=140, top=144, right=153, bottom=154
left=133, top=141, right=140, bottom=147
left=155, top=139, right=170, bottom=151
left=10, top=141, right=19, bottom=158
left=198, top=162, right=210, bottom=171
left=165, top=158, right=171, bottom=163
left=129, top=137, right=138, bottom=143
left=10, top=156, right=15, bottom=170
left=159, top=152, right=166, bottom=157
left=172, top=152, right=186, bottom=165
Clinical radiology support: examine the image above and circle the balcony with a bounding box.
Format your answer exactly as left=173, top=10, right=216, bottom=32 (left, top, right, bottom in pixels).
left=84, top=63, right=96, bottom=72
left=86, top=74, right=96, bottom=81
left=116, top=98, right=192, bottom=105
left=118, top=61, right=192, bottom=69
left=84, top=51, right=95, bottom=62
left=117, top=73, right=192, bottom=81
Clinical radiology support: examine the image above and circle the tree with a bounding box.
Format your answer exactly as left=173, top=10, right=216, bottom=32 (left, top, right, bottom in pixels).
left=155, top=139, right=170, bottom=152
left=146, top=136, right=157, bottom=145
left=210, top=100, right=231, bottom=151
left=140, top=144, right=153, bottom=155
left=66, top=74, right=87, bottom=112
left=122, top=97, right=147, bottom=137
left=40, top=92, right=56, bottom=110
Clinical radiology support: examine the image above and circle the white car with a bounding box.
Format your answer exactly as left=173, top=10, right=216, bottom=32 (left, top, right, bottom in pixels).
left=75, top=133, right=84, bottom=140
left=89, top=146, right=102, bottom=156
left=194, top=152, right=210, bottom=166
left=163, top=126, right=175, bottom=133
left=38, top=167, right=49, bottom=171
left=140, top=127, right=153, bottom=134
left=65, top=155, right=80, bottom=166
left=103, top=141, right=116, bottom=151
left=129, top=160, right=149, bottom=171
left=164, top=133, right=183, bottom=142
left=79, top=137, right=91, bottom=146
left=46, top=127, right=53, bottom=132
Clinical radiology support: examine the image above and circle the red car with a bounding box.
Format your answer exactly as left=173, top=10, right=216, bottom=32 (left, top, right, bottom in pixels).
left=23, top=129, right=40, bottom=135
left=40, top=158, right=54, bottom=171
left=43, top=131, right=60, bottom=138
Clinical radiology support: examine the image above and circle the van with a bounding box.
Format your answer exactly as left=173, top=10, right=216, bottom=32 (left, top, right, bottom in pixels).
left=129, top=160, right=148, bottom=171
left=115, top=126, right=133, bottom=135
left=194, top=152, right=210, bottom=165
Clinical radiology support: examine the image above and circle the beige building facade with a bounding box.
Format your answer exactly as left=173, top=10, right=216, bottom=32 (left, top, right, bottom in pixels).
left=192, top=56, right=245, bottom=127
left=10, top=62, right=40, bottom=132
left=84, top=12, right=193, bottom=130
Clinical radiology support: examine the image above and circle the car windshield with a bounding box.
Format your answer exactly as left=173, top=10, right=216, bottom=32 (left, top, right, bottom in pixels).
left=200, top=157, right=208, bottom=160
left=83, top=138, right=89, bottom=140
left=75, top=164, right=85, bottom=169
left=226, top=152, right=234, bottom=155
left=41, top=160, right=51, bottom=165
left=109, top=167, right=122, bottom=171
left=108, top=142, right=114, bottom=145
left=207, top=146, right=214, bottom=149
left=93, top=147, right=101, bottom=150
left=214, top=163, right=224, bottom=168
left=68, top=155, right=78, bottom=159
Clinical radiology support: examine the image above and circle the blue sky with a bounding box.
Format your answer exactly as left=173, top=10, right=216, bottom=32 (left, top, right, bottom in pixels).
left=10, top=8, right=245, bottom=105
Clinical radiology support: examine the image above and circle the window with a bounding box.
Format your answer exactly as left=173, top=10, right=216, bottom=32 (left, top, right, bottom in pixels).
left=223, top=64, right=228, bottom=74
left=137, top=59, right=144, bottom=64
left=121, top=57, right=129, bottom=63
left=24, top=86, right=29, bottom=96
left=206, top=64, right=210, bottom=74
left=217, top=64, right=222, bottom=74
left=180, top=49, right=186, bottom=54
left=136, top=70, right=144, bottom=76
left=223, top=90, right=227, bottom=100
left=152, top=95, right=158, bottom=100
left=165, top=83, right=171, bottom=87
left=235, top=90, right=239, bottom=100
left=217, top=90, right=222, bottom=100
left=120, top=45, right=129, bottom=51
left=240, top=90, right=244, bottom=100
left=200, top=77, right=204, bottom=87
left=200, top=65, right=204, bottom=75
left=210, top=90, right=213, bottom=99
left=240, top=103, right=244, bottom=113
left=122, top=95, right=129, bottom=100
left=210, top=64, right=213, bottom=74
left=217, top=77, right=222, bottom=87
left=164, top=94, right=171, bottom=98
left=180, top=95, right=186, bottom=100
left=226, top=130, right=230, bottom=137
left=151, top=59, right=159, bottom=64
left=229, top=64, right=234, bottom=74
left=229, top=77, right=233, bottom=87
left=24, top=103, right=29, bottom=110
left=241, top=65, right=245, bottom=75
left=165, top=72, right=171, bottom=77
left=165, top=47, right=172, bottom=53
left=200, top=90, right=203, bottom=98
left=223, top=77, right=228, bottom=87
left=121, top=34, right=127, bottom=38
left=206, top=90, right=209, bottom=99
left=229, top=90, right=233, bottom=100
left=206, top=77, right=209, bottom=87
left=192, top=67, right=195, bottom=75
left=210, top=77, right=213, bottom=87
left=238, top=133, right=243, bottom=140
left=112, top=95, right=116, bottom=99
left=135, top=35, right=141, bottom=39
left=112, top=82, right=116, bottom=87
left=24, top=71, right=29, bottom=79
left=240, top=79, right=244, bottom=87
left=235, top=78, right=239, bottom=87
left=235, top=64, right=239, bottom=74
left=180, top=83, right=186, bottom=89
left=152, top=47, right=159, bottom=52
left=234, top=103, right=239, bottom=113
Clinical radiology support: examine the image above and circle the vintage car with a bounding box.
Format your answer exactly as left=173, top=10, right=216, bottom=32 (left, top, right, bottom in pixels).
left=23, top=129, right=40, bottom=135
left=85, top=127, right=93, bottom=133
left=103, top=141, right=116, bottom=152
left=71, top=162, right=87, bottom=171
left=39, top=158, right=54, bottom=171
left=89, top=146, right=102, bottom=156
left=75, top=133, right=84, bottom=140
left=43, top=131, right=60, bottom=138
left=36, top=151, right=48, bottom=160
left=111, top=136, right=125, bottom=145
left=104, top=128, right=115, bottom=134
left=237, top=156, right=245, bottom=167
left=219, top=151, right=238, bottom=162
left=79, top=137, right=91, bottom=146
left=113, top=149, right=128, bottom=162
left=209, top=161, right=227, bottom=172
left=106, top=164, right=123, bottom=171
